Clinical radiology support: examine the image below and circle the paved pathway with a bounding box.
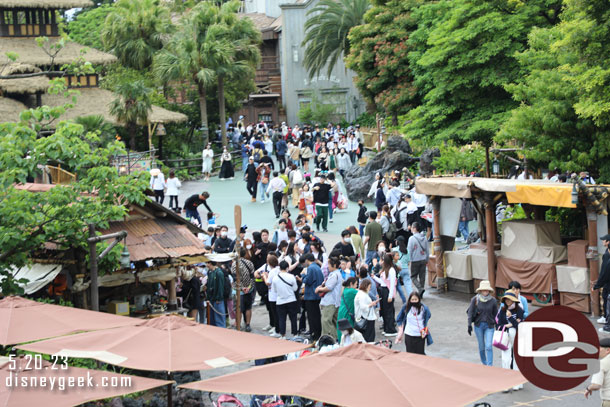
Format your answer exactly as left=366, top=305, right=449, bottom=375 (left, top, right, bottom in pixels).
left=167, top=171, right=597, bottom=407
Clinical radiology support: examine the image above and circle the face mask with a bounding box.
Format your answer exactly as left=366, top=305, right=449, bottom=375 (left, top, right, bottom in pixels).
left=378, top=247, right=385, bottom=253
left=246, top=244, right=252, bottom=250
left=344, top=237, right=351, bottom=243
left=221, top=231, right=228, bottom=238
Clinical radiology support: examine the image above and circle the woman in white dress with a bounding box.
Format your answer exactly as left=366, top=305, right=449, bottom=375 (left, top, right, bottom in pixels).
left=202, top=143, right=214, bottom=181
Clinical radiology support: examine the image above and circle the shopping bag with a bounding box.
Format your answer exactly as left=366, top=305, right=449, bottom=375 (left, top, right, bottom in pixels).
left=492, top=327, right=510, bottom=351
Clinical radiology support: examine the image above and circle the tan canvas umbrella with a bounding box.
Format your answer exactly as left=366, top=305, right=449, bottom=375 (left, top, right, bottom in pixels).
left=0, top=356, right=172, bottom=407
left=18, top=314, right=310, bottom=371
left=0, top=296, right=138, bottom=345
left=180, top=343, right=526, bottom=407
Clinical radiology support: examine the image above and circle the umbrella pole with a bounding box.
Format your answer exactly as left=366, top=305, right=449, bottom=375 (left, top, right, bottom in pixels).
left=167, top=372, right=173, bottom=406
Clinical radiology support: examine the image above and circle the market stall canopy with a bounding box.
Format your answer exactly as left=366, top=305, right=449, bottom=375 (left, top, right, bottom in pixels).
left=0, top=296, right=138, bottom=345
left=0, top=355, right=171, bottom=407
left=180, top=342, right=525, bottom=407
left=2, top=263, right=61, bottom=295
left=19, top=314, right=310, bottom=372
left=40, top=88, right=187, bottom=129
left=416, top=177, right=577, bottom=208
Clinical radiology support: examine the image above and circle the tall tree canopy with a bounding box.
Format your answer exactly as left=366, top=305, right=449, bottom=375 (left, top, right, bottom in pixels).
left=102, top=0, right=173, bottom=70
left=497, top=0, right=610, bottom=179
left=346, top=0, right=423, bottom=121
left=400, top=0, right=562, bottom=146
left=302, top=0, right=370, bottom=79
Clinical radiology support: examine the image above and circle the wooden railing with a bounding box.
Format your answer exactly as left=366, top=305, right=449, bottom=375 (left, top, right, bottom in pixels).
left=164, top=152, right=243, bottom=175
left=46, top=165, right=76, bottom=184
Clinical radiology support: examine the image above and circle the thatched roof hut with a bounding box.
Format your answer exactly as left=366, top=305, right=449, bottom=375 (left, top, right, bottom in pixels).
left=0, top=63, right=49, bottom=94
left=40, top=87, right=187, bottom=127
left=0, top=97, right=28, bottom=122
left=0, top=0, right=92, bottom=8
left=0, top=37, right=116, bottom=67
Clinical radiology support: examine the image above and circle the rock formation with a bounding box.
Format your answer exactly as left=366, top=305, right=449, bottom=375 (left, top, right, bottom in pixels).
left=344, top=136, right=418, bottom=201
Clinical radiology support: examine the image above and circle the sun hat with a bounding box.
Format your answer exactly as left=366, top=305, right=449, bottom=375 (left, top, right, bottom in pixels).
left=502, top=290, right=520, bottom=303
left=476, top=280, right=493, bottom=293
left=150, top=168, right=161, bottom=177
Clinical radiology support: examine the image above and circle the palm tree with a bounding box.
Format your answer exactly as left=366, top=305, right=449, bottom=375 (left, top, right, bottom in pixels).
left=102, top=0, right=172, bottom=70
left=154, top=2, right=234, bottom=145
left=109, top=81, right=152, bottom=150
left=215, top=1, right=261, bottom=145
left=74, top=115, right=117, bottom=147
left=302, top=0, right=370, bottom=79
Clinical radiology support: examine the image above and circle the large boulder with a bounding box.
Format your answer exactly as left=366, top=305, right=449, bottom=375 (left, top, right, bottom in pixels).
left=344, top=136, right=417, bottom=201
left=419, top=148, right=440, bottom=176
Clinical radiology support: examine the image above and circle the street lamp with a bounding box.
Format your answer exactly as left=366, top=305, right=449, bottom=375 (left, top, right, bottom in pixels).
left=119, top=238, right=131, bottom=269
left=492, top=159, right=500, bottom=175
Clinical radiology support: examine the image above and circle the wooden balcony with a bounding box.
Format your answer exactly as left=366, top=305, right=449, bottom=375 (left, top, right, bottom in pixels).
left=255, top=55, right=280, bottom=83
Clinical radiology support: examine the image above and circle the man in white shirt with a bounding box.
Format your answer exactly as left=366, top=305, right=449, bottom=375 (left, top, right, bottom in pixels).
left=272, top=260, right=299, bottom=338
left=267, top=171, right=287, bottom=218
left=149, top=169, right=166, bottom=204
left=386, top=183, right=404, bottom=208
left=391, top=194, right=418, bottom=239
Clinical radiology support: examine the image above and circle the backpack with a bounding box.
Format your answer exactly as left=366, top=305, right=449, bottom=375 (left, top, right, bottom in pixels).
left=384, top=215, right=397, bottom=241
left=222, top=270, right=232, bottom=300
left=253, top=149, right=262, bottom=162
left=394, top=205, right=408, bottom=229
left=292, top=170, right=303, bottom=184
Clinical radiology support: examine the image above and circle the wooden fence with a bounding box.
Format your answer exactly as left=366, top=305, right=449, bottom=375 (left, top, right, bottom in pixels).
left=164, top=152, right=243, bottom=175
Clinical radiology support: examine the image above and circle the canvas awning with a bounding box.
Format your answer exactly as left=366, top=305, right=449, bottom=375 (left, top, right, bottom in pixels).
left=3, top=263, right=62, bottom=295
left=416, top=177, right=577, bottom=208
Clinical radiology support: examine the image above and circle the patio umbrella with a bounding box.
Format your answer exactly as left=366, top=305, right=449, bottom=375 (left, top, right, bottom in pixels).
left=18, top=314, right=310, bottom=371
left=0, top=356, right=172, bottom=407
left=179, top=343, right=526, bottom=407
left=0, top=296, right=138, bottom=345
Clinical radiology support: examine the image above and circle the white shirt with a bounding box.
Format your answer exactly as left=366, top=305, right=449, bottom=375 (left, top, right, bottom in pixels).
left=411, top=191, right=428, bottom=207
left=150, top=173, right=165, bottom=190
left=266, top=266, right=280, bottom=302
left=405, top=307, right=425, bottom=336
left=267, top=177, right=287, bottom=193
left=355, top=290, right=376, bottom=321
left=274, top=229, right=289, bottom=244
left=517, top=171, right=533, bottom=180
left=202, top=148, right=214, bottom=160
left=165, top=177, right=181, bottom=195
left=271, top=271, right=298, bottom=305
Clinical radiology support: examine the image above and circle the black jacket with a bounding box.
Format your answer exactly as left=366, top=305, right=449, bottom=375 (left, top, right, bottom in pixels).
left=595, top=249, right=610, bottom=290
left=357, top=204, right=368, bottom=224
left=313, top=183, right=331, bottom=204
left=213, top=237, right=234, bottom=254
left=245, top=163, right=258, bottom=182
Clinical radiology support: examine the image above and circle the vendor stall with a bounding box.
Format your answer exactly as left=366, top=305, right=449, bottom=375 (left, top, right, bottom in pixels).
left=416, top=177, right=610, bottom=315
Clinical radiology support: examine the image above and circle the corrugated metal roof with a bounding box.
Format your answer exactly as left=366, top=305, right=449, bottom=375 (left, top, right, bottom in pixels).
left=104, top=218, right=206, bottom=262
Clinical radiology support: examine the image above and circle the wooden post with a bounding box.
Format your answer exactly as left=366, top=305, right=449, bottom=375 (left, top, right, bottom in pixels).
left=483, top=194, right=497, bottom=289
left=167, top=278, right=177, bottom=311
left=587, top=207, right=601, bottom=316
left=432, top=197, right=446, bottom=291
left=485, top=146, right=490, bottom=178
left=88, top=224, right=99, bottom=312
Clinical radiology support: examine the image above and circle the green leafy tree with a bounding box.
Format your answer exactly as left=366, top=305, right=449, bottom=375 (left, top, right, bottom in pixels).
left=102, top=0, right=173, bottom=70
left=214, top=1, right=261, bottom=146
left=67, top=4, right=114, bottom=50
left=498, top=0, right=610, bottom=180
left=346, top=0, right=422, bottom=121
left=109, top=80, right=153, bottom=150
left=154, top=2, right=234, bottom=144
left=400, top=0, right=561, bottom=146
left=74, top=115, right=118, bottom=147
left=0, top=96, right=146, bottom=295
left=298, top=93, right=336, bottom=125
left=302, top=0, right=370, bottom=79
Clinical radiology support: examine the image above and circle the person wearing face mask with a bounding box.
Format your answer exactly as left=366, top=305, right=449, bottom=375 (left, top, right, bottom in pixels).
left=219, top=147, right=234, bottom=180
left=332, top=230, right=355, bottom=257
left=212, top=225, right=234, bottom=254
left=372, top=253, right=397, bottom=337
left=363, top=211, right=383, bottom=265
left=315, top=256, right=343, bottom=340
left=395, top=291, right=432, bottom=354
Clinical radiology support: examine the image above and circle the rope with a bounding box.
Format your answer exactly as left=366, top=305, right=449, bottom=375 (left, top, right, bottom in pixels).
left=206, top=300, right=230, bottom=317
